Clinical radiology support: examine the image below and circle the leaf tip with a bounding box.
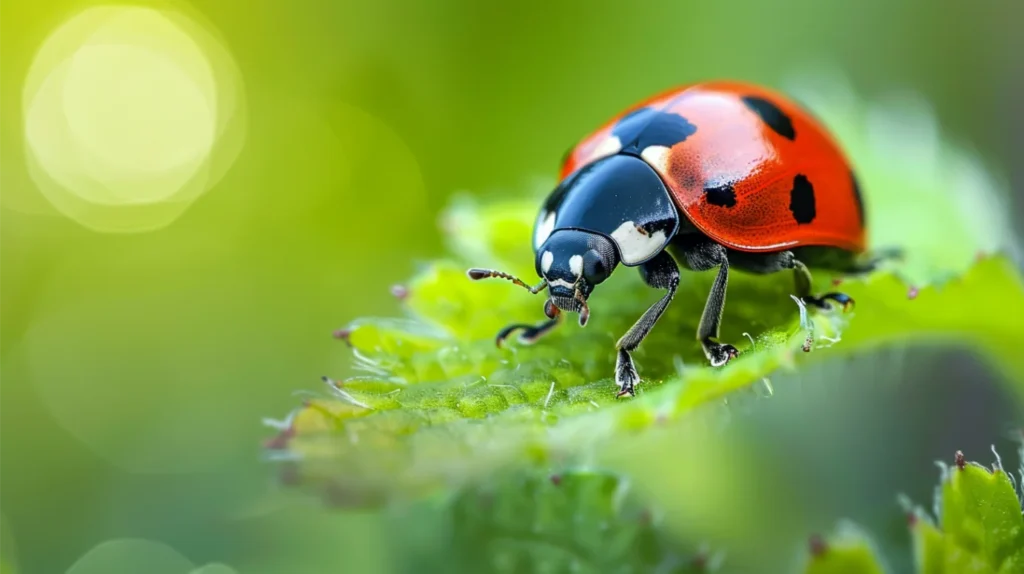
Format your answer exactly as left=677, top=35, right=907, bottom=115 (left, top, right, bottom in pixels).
left=332, top=328, right=352, bottom=345
left=955, top=450, right=966, bottom=470
left=808, top=533, right=828, bottom=557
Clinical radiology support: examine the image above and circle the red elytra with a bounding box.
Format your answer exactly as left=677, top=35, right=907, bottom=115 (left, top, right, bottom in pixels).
left=560, top=81, right=866, bottom=254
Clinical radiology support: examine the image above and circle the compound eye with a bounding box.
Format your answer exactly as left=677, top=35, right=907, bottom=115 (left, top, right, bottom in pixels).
left=583, top=250, right=609, bottom=284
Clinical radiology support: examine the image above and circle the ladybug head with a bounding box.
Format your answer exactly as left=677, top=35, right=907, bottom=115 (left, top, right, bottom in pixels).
left=465, top=229, right=620, bottom=327
left=534, top=229, right=619, bottom=325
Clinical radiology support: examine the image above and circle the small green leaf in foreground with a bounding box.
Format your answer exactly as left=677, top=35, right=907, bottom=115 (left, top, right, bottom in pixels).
left=802, top=524, right=887, bottom=574
left=804, top=444, right=1024, bottom=574
left=907, top=447, right=1024, bottom=574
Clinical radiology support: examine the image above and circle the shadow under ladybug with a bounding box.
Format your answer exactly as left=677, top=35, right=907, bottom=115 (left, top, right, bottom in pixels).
left=468, top=81, right=897, bottom=397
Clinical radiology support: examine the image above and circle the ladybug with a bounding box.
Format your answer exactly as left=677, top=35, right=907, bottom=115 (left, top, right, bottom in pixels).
left=469, top=81, right=886, bottom=397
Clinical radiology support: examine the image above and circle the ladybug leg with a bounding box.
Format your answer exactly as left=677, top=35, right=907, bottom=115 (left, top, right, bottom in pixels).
left=691, top=248, right=740, bottom=368
left=613, top=250, right=680, bottom=397
left=676, top=239, right=739, bottom=367
left=792, top=260, right=854, bottom=312
left=495, top=298, right=563, bottom=347
left=495, top=316, right=561, bottom=348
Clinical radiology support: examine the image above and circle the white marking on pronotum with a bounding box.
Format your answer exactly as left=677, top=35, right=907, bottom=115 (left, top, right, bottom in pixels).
left=541, top=250, right=554, bottom=273
left=549, top=278, right=575, bottom=289
left=610, top=220, right=667, bottom=265
left=584, top=135, right=622, bottom=164
left=534, top=210, right=556, bottom=249
left=543, top=382, right=555, bottom=408
left=568, top=254, right=583, bottom=277
left=640, top=145, right=671, bottom=173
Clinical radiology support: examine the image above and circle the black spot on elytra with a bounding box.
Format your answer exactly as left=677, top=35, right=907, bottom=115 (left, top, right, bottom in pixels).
left=850, top=170, right=866, bottom=226
left=703, top=183, right=737, bottom=208
left=742, top=96, right=796, bottom=140
left=612, top=107, right=697, bottom=154
left=789, top=174, right=816, bottom=224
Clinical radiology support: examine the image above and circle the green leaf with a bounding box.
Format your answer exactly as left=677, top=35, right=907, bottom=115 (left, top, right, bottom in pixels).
left=267, top=201, right=1023, bottom=499
left=264, top=75, right=1024, bottom=508
left=801, top=524, right=887, bottom=574
left=907, top=448, right=1024, bottom=574
left=797, top=446, right=1024, bottom=574
left=387, top=469, right=719, bottom=574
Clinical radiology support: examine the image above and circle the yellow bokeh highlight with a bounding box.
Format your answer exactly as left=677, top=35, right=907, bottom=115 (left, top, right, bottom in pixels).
left=21, top=5, right=246, bottom=233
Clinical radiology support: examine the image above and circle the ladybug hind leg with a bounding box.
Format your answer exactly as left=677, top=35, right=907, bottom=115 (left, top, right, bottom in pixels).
left=729, top=249, right=855, bottom=312
left=791, top=259, right=854, bottom=312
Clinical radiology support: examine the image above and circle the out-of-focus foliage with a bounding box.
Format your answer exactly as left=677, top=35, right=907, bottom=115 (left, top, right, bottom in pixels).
left=389, top=469, right=720, bottom=574
left=801, top=446, right=1024, bottom=574
left=906, top=448, right=1024, bottom=574
left=62, top=538, right=241, bottom=574
left=801, top=524, right=886, bottom=574
left=0, top=514, right=17, bottom=574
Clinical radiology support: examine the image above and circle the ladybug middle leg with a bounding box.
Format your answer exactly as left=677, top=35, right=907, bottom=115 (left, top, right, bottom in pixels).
left=674, top=238, right=740, bottom=369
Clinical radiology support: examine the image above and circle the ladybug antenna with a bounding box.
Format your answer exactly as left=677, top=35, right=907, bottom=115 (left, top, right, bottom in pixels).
left=467, top=268, right=548, bottom=294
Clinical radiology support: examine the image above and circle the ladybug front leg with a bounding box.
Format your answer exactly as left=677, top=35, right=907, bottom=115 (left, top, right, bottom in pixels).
left=614, top=250, right=680, bottom=398
left=495, top=298, right=564, bottom=347
left=495, top=316, right=561, bottom=348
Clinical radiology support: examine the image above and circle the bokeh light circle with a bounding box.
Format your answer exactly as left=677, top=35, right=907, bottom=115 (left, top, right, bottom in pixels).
left=21, top=5, right=246, bottom=233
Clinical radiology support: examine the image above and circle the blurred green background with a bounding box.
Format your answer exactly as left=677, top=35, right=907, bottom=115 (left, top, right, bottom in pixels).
left=1, top=1, right=1022, bottom=573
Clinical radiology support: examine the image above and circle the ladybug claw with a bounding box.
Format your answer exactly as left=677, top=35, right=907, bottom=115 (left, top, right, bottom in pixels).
left=615, top=349, right=640, bottom=398
left=705, top=342, right=739, bottom=367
